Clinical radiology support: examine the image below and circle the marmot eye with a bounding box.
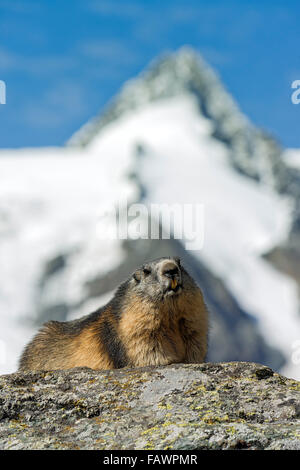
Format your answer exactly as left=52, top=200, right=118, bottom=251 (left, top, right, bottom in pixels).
left=143, top=267, right=151, bottom=275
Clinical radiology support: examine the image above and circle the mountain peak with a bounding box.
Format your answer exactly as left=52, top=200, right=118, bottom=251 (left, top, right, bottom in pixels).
left=68, top=47, right=240, bottom=148
left=68, top=47, right=286, bottom=193
left=134, top=45, right=215, bottom=88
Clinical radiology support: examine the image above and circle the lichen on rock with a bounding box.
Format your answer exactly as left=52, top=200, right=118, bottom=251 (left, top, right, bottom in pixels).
left=0, top=362, right=299, bottom=450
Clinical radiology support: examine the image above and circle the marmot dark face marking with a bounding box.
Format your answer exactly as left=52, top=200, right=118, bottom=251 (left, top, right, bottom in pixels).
left=132, top=257, right=183, bottom=301
left=19, top=257, right=208, bottom=371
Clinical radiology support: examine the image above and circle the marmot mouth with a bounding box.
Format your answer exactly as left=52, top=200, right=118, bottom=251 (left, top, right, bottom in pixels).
left=165, top=284, right=182, bottom=297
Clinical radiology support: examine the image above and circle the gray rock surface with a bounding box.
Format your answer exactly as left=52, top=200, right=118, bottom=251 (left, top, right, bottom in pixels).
left=0, top=362, right=299, bottom=450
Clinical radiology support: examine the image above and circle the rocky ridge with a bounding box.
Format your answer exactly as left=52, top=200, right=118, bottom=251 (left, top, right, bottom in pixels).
left=0, top=362, right=299, bottom=450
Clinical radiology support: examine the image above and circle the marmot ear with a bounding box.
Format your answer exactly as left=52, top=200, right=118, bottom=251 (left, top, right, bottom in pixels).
left=174, top=256, right=181, bottom=266
left=133, top=270, right=141, bottom=283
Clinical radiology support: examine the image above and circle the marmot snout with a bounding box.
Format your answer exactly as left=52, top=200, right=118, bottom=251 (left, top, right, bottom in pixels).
left=133, top=257, right=183, bottom=300
left=19, top=257, right=209, bottom=371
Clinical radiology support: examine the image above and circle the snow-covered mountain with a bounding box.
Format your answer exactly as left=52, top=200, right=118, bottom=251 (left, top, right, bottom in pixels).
left=1, top=47, right=300, bottom=378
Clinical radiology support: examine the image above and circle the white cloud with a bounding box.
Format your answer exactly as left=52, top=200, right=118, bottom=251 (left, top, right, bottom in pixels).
left=201, top=47, right=233, bottom=67
left=87, top=0, right=143, bottom=18
left=0, top=47, right=17, bottom=69
left=24, top=81, right=90, bottom=129
left=0, top=47, right=77, bottom=76
left=79, top=39, right=139, bottom=65
left=0, top=0, right=41, bottom=14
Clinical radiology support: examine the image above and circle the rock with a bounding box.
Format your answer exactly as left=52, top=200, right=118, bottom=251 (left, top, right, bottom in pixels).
left=0, top=362, right=299, bottom=450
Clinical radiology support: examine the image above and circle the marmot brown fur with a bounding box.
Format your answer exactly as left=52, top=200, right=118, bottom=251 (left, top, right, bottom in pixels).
left=19, top=257, right=208, bottom=371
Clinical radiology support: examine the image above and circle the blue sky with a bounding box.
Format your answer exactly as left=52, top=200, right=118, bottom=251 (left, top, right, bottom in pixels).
left=0, top=0, right=299, bottom=148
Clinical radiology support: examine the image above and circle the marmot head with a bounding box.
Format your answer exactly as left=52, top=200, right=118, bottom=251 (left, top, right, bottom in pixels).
left=131, top=257, right=190, bottom=302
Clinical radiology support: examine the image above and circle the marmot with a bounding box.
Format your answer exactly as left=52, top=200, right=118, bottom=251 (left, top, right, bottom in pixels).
left=19, top=257, right=208, bottom=371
